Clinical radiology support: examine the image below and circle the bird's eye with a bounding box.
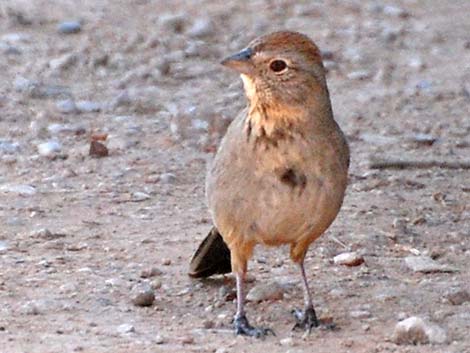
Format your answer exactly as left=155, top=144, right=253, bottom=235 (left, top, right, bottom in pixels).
left=269, top=60, right=287, bottom=73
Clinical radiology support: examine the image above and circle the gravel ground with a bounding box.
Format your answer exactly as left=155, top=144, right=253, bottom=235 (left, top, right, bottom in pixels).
left=0, top=1, right=469, bottom=352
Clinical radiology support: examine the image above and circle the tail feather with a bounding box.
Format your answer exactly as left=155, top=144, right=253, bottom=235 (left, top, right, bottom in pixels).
left=189, top=227, right=232, bottom=278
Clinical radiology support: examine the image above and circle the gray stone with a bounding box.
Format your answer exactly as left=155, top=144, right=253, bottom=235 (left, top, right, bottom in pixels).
left=131, top=283, right=155, bottom=307
left=347, top=70, right=371, bottom=80
left=76, top=100, right=101, bottom=113
left=444, top=288, right=470, bottom=305
left=56, top=99, right=77, bottom=114
left=187, top=18, right=214, bottom=38
left=392, top=317, right=447, bottom=345
left=131, top=192, right=151, bottom=202
left=246, top=281, right=284, bottom=302
left=49, top=53, right=78, bottom=71
left=47, top=123, right=85, bottom=135
left=0, top=184, right=36, bottom=196
left=140, top=267, right=163, bottom=278
left=405, top=256, right=457, bottom=273
left=159, top=172, right=177, bottom=184
left=37, top=141, right=62, bottom=157
left=159, top=13, right=187, bottom=33
left=0, top=140, right=20, bottom=154
left=117, top=323, right=135, bottom=334
left=58, top=21, right=82, bottom=34
left=349, top=310, right=372, bottom=319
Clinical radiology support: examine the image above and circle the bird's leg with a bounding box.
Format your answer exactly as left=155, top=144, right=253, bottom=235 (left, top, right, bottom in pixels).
left=292, top=260, right=319, bottom=332
left=233, top=271, right=275, bottom=338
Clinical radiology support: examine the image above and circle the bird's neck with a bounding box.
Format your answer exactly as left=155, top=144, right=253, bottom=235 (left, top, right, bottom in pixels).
left=241, top=75, right=335, bottom=142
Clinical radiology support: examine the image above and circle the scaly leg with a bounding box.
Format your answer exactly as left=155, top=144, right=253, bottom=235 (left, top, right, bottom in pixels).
left=233, top=271, right=275, bottom=338
left=292, top=260, right=319, bottom=332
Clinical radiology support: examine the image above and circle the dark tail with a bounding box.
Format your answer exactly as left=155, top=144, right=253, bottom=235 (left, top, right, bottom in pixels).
left=188, top=227, right=232, bottom=278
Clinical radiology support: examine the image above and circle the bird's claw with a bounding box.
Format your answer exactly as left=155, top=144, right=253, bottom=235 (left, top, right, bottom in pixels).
left=292, top=306, right=319, bottom=333
left=234, top=314, right=275, bottom=338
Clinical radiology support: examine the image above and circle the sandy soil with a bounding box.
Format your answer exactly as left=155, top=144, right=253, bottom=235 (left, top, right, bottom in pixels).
left=0, top=1, right=469, bottom=352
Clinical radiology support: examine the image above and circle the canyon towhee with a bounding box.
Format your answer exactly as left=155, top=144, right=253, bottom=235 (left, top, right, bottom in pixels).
left=190, top=31, right=350, bottom=337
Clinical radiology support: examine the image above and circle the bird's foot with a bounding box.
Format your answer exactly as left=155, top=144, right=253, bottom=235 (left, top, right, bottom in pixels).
left=292, top=306, right=337, bottom=332
left=234, top=314, right=275, bottom=338
left=292, top=306, right=319, bottom=333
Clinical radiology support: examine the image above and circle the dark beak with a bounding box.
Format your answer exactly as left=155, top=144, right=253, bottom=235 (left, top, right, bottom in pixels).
left=220, top=47, right=253, bottom=75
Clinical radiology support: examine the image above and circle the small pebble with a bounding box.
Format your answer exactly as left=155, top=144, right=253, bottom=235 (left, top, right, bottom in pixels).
left=0, top=140, right=20, bottom=154
left=347, top=70, right=371, bottom=80
left=162, top=259, right=171, bottom=266
left=117, top=323, right=135, bottom=334
left=0, top=184, right=36, bottom=196
left=76, top=101, right=101, bottom=113
left=181, top=336, right=194, bottom=344
left=140, top=267, right=163, bottom=278
left=405, top=256, right=456, bottom=273
left=131, top=283, right=155, bottom=307
left=246, top=281, right=284, bottom=302
left=333, top=252, right=364, bottom=266
left=392, top=316, right=447, bottom=345
left=159, top=172, right=177, bottom=184
left=49, top=53, right=78, bottom=71
left=56, top=99, right=77, bottom=114
left=131, top=192, right=151, bottom=202
left=187, top=18, right=214, bottom=38
left=37, top=141, right=62, bottom=157
left=349, top=310, right=371, bottom=319
left=58, top=21, right=82, bottom=34
left=155, top=335, right=166, bottom=344
left=444, top=288, right=470, bottom=305
left=280, top=337, right=295, bottom=347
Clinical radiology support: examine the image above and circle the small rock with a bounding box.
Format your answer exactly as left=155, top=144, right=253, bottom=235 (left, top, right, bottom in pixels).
left=131, top=192, right=151, bottom=202
left=140, top=267, right=163, bottom=278
left=131, top=283, right=155, bottom=307
left=280, top=337, right=295, bottom=347
left=392, top=317, right=447, bottom=345
left=117, top=323, right=135, bottom=334
left=187, top=18, right=214, bottom=38
left=0, top=184, right=36, bottom=196
left=49, top=53, right=78, bottom=71
left=0, top=140, right=20, bottom=154
left=76, top=100, right=101, bottom=113
left=404, top=256, right=457, bottom=273
left=159, top=172, right=177, bottom=184
left=162, top=259, right=171, bottom=266
left=181, top=336, right=194, bottom=344
left=89, top=141, right=108, bottom=158
left=155, top=335, right=166, bottom=344
left=58, top=21, right=82, bottom=34
left=202, top=319, right=214, bottom=329
left=37, top=141, right=62, bottom=157
left=347, top=70, right=371, bottom=80
left=333, top=252, right=364, bottom=266
left=444, top=288, right=470, bottom=305
left=56, top=99, right=77, bottom=114
left=48, top=123, right=85, bottom=135
left=159, top=13, right=187, bottom=33
left=349, top=310, right=371, bottom=319
left=246, top=281, right=284, bottom=302
left=382, top=5, right=409, bottom=18
left=20, top=301, right=43, bottom=315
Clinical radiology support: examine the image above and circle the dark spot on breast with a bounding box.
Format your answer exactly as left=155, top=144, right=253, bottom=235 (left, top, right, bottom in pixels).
left=279, top=168, right=307, bottom=190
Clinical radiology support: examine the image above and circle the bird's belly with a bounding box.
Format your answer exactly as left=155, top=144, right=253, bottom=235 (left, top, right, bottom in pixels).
left=210, top=167, right=346, bottom=247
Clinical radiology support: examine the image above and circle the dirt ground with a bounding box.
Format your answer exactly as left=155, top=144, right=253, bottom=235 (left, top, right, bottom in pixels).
left=1, top=0, right=469, bottom=352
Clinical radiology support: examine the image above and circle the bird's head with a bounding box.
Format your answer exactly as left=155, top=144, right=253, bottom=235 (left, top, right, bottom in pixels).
left=221, top=31, right=329, bottom=111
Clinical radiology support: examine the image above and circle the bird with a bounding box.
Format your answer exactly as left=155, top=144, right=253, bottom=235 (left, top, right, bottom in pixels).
left=189, top=31, right=350, bottom=338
